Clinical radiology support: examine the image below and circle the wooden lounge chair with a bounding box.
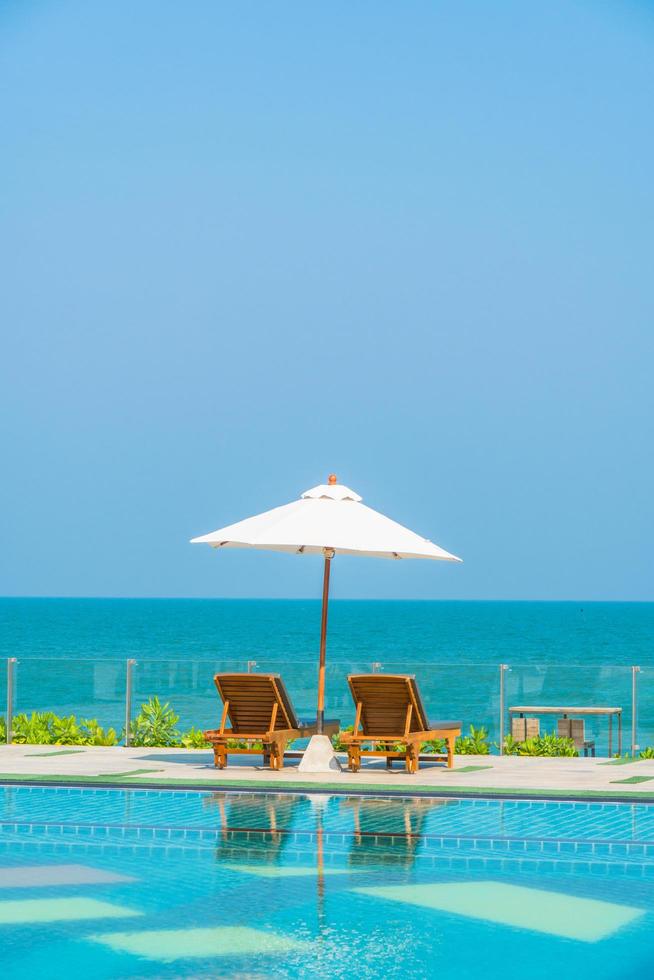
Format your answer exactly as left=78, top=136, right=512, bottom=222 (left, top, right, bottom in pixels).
left=203, top=672, right=339, bottom=771
left=341, top=674, right=461, bottom=773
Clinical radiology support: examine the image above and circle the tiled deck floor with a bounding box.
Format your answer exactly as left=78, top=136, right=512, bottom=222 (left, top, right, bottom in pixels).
left=2, top=745, right=654, bottom=797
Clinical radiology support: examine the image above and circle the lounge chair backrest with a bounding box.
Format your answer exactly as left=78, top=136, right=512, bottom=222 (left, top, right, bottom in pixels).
left=348, top=674, right=430, bottom=736
left=213, top=673, right=299, bottom=733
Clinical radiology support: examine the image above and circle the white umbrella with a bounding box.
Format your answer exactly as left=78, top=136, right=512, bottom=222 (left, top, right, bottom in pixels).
left=191, top=475, right=461, bottom=769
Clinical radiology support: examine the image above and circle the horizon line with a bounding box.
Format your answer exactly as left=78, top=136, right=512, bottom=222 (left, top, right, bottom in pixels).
left=0, top=595, right=652, bottom=604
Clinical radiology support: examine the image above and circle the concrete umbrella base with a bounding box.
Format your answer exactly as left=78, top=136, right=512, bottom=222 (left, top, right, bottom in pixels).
left=297, top=734, right=343, bottom=773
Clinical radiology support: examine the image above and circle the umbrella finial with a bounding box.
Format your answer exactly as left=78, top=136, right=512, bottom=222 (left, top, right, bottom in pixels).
left=328, top=473, right=338, bottom=485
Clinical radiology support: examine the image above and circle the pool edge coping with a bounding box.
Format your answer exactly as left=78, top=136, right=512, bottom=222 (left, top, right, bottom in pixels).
left=3, top=772, right=654, bottom=805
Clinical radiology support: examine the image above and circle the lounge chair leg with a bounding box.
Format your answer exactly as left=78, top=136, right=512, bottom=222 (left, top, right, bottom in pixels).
left=446, top=734, right=455, bottom=769
left=348, top=746, right=360, bottom=773
left=214, top=745, right=227, bottom=770
left=266, top=739, right=284, bottom=771
left=276, top=739, right=286, bottom=770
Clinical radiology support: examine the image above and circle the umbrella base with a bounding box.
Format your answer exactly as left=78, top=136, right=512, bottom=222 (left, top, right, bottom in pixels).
left=297, top=734, right=342, bottom=774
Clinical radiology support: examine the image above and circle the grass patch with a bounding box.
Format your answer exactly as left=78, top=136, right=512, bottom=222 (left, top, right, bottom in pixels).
left=104, top=769, right=165, bottom=778
left=599, top=757, right=639, bottom=766
left=27, top=750, right=86, bottom=757
left=449, top=766, right=493, bottom=773
left=610, top=775, right=654, bottom=785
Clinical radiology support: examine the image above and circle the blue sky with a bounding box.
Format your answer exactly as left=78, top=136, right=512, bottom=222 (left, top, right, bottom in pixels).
left=1, top=1, right=652, bottom=600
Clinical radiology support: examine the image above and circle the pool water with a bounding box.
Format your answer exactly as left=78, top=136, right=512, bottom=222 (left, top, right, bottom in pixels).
left=1, top=787, right=654, bottom=979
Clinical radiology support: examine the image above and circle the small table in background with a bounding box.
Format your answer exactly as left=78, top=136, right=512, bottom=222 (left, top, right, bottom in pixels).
left=508, top=705, right=623, bottom=757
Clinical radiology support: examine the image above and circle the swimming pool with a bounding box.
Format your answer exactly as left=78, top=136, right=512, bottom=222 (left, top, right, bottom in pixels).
left=1, top=787, right=653, bottom=978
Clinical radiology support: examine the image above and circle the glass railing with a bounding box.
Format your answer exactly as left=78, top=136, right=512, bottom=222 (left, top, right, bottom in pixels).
left=504, top=663, right=634, bottom=757
left=2, top=656, right=650, bottom=757
left=130, top=658, right=245, bottom=733
left=636, top=665, right=652, bottom=753
left=372, top=660, right=501, bottom=746
left=11, top=658, right=126, bottom=731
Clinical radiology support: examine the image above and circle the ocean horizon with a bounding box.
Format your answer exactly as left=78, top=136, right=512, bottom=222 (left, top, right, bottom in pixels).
left=2, top=598, right=653, bottom=751
left=2, top=596, right=653, bottom=661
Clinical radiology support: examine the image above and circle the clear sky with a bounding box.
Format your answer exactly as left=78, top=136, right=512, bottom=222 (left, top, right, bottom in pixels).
left=1, top=1, right=652, bottom=600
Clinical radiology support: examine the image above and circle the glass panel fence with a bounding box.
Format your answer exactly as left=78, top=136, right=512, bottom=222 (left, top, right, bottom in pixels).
left=4, top=657, right=649, bottom=758
left=0, top=661, right=7, bottom=734
left=376, top=661, right=501, bottom=749
left=635, top=666, right=654, bottom=754
left=130, top=658, right=247, bottom=734
left=11, top=658, right=126, bottom=734
left=504, top=664, right=633, bottom=757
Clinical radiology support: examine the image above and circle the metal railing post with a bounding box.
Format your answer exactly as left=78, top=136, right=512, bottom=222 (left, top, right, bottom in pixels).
left=124, top=659, right=136, bottom=747
left=247, top=660, right=257, bottom=674
left=6, top=658, right=16, bottom=745
left=499, top=664, right=508, bottom=755
left=372, top=662, right=382, bottom=674
left=632, top=666, right=640, bottom=757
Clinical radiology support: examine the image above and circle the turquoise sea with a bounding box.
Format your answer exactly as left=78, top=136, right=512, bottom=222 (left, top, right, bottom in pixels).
left=1, top=599, right=653, bottom=752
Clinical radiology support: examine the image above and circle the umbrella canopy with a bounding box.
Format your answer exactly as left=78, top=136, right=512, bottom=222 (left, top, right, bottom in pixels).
left=191, top=478, right=461, bottom=562
left=191, top=475, right=461, bottom=758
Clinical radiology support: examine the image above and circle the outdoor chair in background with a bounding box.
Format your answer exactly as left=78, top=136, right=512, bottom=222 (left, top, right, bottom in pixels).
left=203, top=672, right=339, bottom=770
left=558, top=717, right=596, bottom=757
left=511, top=717, right=540, bottom=741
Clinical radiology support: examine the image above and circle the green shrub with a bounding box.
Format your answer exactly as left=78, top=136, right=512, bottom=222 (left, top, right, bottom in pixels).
left=12, top=712, right=56, bottom=744
left=639, top=746, right=654, bottom=759
left=502, top=734, right=521, bottom=755
left=80, top=718, right=119, bottom=746
left=51, top=714, right=85, bottom=745
left=455, top=725, right=490, bottom=755
left=127, top=696, right=181, bottom=747
left=422, top=737, right=446, bottom=754
left=503, top=731, right=578, bottom=757
left=180, top=726, right=211, bottom=749
left=0, top=698, right=284, bottom=750
left=226, top=738, right=264, bottom=750
left=425, top=726, right=490, bottom=755
left=8, top=711, right=120, bottom=746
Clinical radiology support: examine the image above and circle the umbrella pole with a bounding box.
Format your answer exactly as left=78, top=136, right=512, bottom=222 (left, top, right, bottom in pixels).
left=316, top=552, right=332, bottom=734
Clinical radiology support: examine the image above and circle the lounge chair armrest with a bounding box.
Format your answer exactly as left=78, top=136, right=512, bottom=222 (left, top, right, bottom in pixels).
left=203, top=728, right=234, bottom=739
left=264, top=728, right=300, bottom=739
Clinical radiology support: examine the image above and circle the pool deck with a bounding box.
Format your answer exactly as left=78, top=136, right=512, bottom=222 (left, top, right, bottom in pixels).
left=2, top=744, right=654, bottom=800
